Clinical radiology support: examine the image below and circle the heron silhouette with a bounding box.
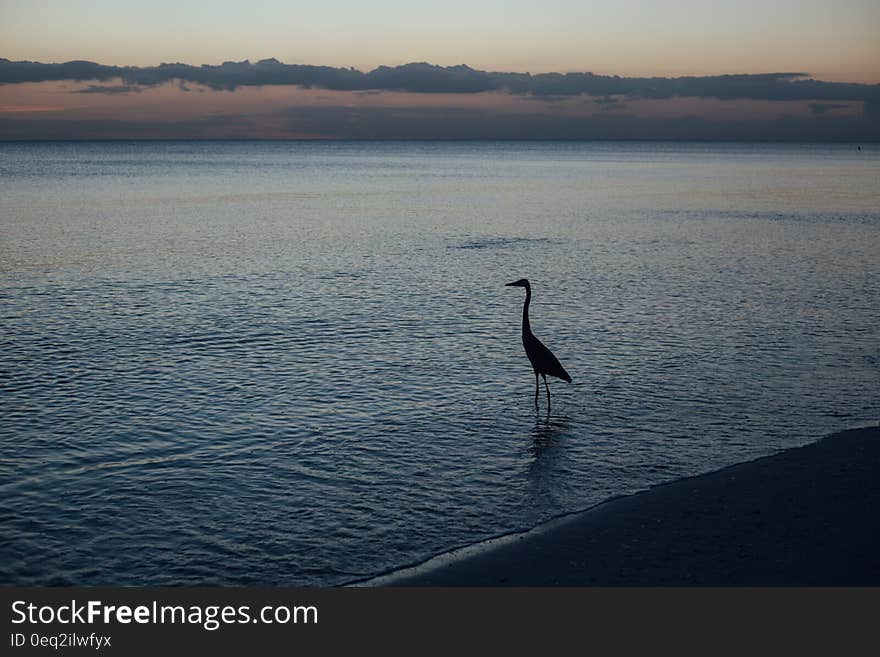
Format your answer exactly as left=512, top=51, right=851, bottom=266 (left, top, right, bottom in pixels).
left=505, top=278, right=571, bottom=408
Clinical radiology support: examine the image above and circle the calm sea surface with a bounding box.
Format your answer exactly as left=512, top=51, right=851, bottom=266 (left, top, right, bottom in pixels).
left=1, top=141, right=878, bottom=585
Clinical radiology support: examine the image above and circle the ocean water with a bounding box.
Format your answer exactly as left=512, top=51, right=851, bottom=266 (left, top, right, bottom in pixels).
left=1, top=140, right=878, bottom=586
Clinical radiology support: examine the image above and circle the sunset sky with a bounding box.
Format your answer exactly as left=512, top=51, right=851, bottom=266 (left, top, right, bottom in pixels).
left=1, top=0, right=878, bottom=139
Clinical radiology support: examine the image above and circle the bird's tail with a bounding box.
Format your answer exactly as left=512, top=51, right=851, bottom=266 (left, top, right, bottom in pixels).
left=553, top=364, right=572, bottom=383
left=547, top=360, right=572, bottom=383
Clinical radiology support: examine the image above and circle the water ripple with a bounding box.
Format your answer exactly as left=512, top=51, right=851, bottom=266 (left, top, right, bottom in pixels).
left=1, top=141, right=878, bottom=585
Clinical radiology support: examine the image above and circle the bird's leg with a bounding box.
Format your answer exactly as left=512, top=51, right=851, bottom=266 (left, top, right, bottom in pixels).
left=543, top=374, right=551, bottom=411
left=534, top=372, right=540, bottom=408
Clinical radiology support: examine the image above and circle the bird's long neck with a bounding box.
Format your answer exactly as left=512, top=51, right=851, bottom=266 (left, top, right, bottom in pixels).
left=521, top=285, right=532, bottom=336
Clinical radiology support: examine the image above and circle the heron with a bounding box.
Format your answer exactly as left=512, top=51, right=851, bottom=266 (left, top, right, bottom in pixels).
left=505, top=278, right=572, bottom=408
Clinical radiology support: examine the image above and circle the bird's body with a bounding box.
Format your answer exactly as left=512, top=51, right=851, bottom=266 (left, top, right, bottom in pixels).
left=505, top=278, right=571, bottom=408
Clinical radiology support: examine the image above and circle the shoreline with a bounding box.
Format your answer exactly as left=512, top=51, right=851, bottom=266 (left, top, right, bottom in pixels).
left=351, top=425, right=880, bottom=586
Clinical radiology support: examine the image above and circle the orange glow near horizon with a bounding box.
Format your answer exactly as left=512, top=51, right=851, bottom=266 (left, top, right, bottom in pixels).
left=0, top=79, right=869, bottom=140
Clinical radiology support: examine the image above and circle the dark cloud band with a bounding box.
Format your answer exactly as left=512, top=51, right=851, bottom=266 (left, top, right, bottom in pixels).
left=2, top=105, right=877, bottom=141
left=2, top=57, right=878, bottom=103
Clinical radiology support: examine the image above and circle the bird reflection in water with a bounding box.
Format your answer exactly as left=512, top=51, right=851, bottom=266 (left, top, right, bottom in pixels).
left=529, top=411, right=570, bottom=458
left=526, top=412, right=572, bottom=509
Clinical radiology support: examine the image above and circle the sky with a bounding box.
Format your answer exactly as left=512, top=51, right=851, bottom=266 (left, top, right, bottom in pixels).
left=1, top=0, right=878, bottom=140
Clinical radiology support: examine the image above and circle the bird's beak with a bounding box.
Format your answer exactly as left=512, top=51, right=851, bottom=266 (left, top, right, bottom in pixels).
left=504, top=281, right=518, bottom=287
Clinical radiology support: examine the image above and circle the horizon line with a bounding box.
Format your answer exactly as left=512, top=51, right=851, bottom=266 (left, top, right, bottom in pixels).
left=1, top=137, right=877, bottom=144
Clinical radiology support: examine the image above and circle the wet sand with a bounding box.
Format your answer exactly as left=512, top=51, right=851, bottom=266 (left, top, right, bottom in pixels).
left=368, top=426, right=880, bottom=586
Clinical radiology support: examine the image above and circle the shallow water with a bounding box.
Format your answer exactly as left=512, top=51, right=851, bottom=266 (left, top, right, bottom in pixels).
left=1, top=141, right=878, bottom=585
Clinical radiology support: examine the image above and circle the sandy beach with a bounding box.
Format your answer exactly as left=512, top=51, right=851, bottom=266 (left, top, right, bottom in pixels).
left=364, top=426, right=880, bottom=586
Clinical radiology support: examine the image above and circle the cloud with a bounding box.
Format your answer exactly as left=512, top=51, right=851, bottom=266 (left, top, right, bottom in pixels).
left=593, top=96, right=627, bottom=111
left=2, top=57, right=879, bottom=104
left=276, top=105, right=880, bottom=141
left=75, top=84, right=144, bottom=94
left=808, top=102, right=851, bottom=115
left=0, top=113, right=259, bottom=140
left=0, top=105, right=65, bottom=113
left=2, top=58, right=879, bottom=141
